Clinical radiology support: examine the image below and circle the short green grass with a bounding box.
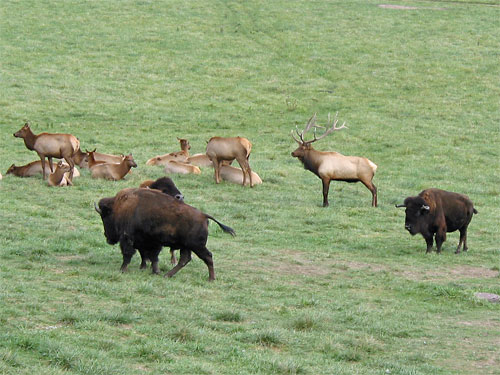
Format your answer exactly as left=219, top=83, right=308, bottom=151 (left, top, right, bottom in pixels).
left=1, top=1, right=499, bottom=374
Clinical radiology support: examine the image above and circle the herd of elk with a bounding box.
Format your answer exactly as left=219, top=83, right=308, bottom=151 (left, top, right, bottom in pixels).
left=13, top=122, right=79, bottom=181
left=291, top=113, right=378, bottom=207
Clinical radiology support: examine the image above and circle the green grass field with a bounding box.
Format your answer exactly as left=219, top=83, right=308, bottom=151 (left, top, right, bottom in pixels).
left=1, top=1, right=499, bottom=374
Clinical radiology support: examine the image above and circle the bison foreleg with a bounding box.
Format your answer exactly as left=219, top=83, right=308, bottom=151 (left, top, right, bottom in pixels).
left=119, top=235, right=136, bottom=272
left=424, top=236, right=434, bottom=253
left=435, top=230, right=446, bottom=253
left=165, top=249, right=191, bottom=278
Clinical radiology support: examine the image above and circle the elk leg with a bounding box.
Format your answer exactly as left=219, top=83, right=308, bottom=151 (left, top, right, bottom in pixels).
left=40, top=156, right=47, bottom=180
left=321, top=178, right=331, bottom=207
left=213, top=159, right=221, bottom=184
left=165, top=249, right=191, bottom=278
left=170, top=248, right=178, bottom=265
left=48, top=157, right=54, bottom=173
left=119, top=235, right=136, bottom=272
left=361, top=180, right=377, bottom=207
left=193, top=246, right=215, bottom=281
left=63, top=156, right=75, bottom=181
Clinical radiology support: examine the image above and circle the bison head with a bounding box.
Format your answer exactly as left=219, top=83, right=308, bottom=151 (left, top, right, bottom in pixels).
left=149, top=177, right=184, bottom=201
left=95, top=197, right=119, bottom=245
left=396, top=196, right=430, bottom=235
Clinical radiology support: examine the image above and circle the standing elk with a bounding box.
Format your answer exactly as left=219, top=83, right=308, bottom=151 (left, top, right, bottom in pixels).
left=13, top=122, right=79, bottom=180
left=291, top=113, right=378, bottom=207
left=206, top=136, right=253, bottom=187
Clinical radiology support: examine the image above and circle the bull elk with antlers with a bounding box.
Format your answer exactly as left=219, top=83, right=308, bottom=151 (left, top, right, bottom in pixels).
left=291, top=113, right=378, bottom=207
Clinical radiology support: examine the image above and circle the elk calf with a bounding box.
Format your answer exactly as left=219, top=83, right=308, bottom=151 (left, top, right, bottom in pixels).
left=291, top=113, right=377, bottom=207
left=13, top=122, right=79, bottom=180
left=91, top=154, right=137, bottom=180
left=48, top=161, right=72, bottom=187
left=206, top=136, right=253, bottom=187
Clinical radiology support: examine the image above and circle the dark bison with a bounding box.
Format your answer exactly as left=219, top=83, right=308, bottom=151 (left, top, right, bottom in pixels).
left=140, top=176, right=184, bottom=202
left=95, top=187, right=235, bottom=280
left=396, top=188, right=477, bottom=253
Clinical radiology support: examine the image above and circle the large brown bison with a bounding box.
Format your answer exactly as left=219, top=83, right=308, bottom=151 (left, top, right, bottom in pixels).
left=95, top=187, right=235, bottom=281
left=396, top=188, right=477, bottom=253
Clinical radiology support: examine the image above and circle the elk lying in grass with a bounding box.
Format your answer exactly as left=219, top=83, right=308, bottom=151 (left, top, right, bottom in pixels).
left=291, top=113, right=377, bottom=207
left=186, top=153, right=213, bottom=167
left=219, top=165, right=262, bottom=186
left=206, top=136, right=253, bottom=187
left=6, top=160, right=80, bottom=178
left=91, top=154, right=137, bottom=180
left=86, top=149, right=108, bottom=169
left=48, top=161, right=73, bottom=187
left=164, top=160, right=201, bottom=175
left=146, top=138, right=191, bottom=166
left=13, top=122, right=79, bottom=180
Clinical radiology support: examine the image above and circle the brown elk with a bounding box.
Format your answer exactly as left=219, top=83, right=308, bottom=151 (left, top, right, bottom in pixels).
left=48, top=161, right=73, bottom=187
left=13, top=122, right=79, bottom=180
left=206, top=136, right=253, bottom=187
left=90, top=154, right=137, bottom=180
left=291, top=113, right=377, bottom=207
left=6, top=160, right=80, bottom=178
left=164, top=160, right=201, bottom=175
left=146, top=138, right=191, bottom=166
left=72, top=148, right=89, bottom=168
left=86, top=149, right=108, bottom=169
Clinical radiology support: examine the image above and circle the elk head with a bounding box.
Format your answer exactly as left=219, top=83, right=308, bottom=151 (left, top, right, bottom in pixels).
left=291, top=113, right=347, bottom=158
left=13, top=122, right=31, bottom=138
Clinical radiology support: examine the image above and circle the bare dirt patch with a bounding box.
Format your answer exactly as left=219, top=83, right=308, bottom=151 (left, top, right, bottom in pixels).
left=398, top=265, right=499, bottom=281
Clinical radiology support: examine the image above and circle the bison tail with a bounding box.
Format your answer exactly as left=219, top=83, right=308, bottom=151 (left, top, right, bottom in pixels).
left=206, top=215, right=236, bottom=237
left=473, top=208, right=478, bottom=214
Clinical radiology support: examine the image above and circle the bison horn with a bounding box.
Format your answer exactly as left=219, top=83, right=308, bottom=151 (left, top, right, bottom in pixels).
left=395, top=204, right=406, bottom=208
left=421, top=205, right=430, bottom=211
left=94, top=202, right=102, bottom=214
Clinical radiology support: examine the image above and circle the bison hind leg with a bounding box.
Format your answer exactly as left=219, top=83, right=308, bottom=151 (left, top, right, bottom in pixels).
left=193, top=247, right=215, bottom=281
left=165, top=249, right=192, bottom=279
left=456, top=227, right=468, bottom=254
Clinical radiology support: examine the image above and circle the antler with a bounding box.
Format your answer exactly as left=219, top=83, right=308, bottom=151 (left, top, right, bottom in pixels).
left=291, top=113, right=347, bottom=144
left=291, top=113, right=317, bottom=144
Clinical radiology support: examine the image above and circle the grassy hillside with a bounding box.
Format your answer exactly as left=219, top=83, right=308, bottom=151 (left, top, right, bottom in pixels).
left=1, top=1, right=499, bottom=374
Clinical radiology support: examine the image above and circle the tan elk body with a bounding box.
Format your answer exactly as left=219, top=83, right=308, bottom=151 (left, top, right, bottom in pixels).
left=91, top=154, right=137, bottom=180
left=48, top=161, right=73, bottom=187
left=164, top=160, right=201, bottom=175
left=13, top=123, right=79, bottom=180
left=219, top=165, right=262, bottom=186
left=291, top=113, right=377, bottom=207
left=146, top=138, right=191, bottom=166
left=206, top=136, right=253, bottom=187
left=6, top=160, right=80, bottom=178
